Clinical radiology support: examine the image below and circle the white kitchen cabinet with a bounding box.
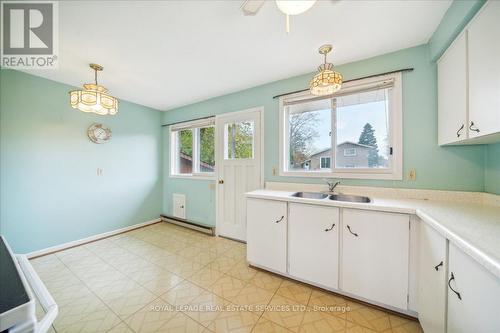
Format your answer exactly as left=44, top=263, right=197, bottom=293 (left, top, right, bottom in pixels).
left=342, top=209, right=409, bottom=309
left=447, top=243, right=500, bottom=333
left=288, top=203, right=339, bottom=289
left=246, top=198, right=287, bottom=274
left=467, top=1, right=500, bottom=138
left=437, top=1, right=500, bottom=145
left=418, top=223, right=447, bottom=333
left=438, top=32, right=468, bottom=145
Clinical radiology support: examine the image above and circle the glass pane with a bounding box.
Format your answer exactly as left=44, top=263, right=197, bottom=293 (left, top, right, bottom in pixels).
left=225, top=121, right=254, bottom=159
left=335, top=88, right=390, bottom=168
left=288, top=98, right=332, bottom=171
left=198, top=126, right=215, bottom=172
left=177, top=129, right=193, bottom=173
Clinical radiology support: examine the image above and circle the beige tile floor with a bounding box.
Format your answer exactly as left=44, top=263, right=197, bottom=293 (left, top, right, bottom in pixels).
left=31, top=222, right=423, bottom=333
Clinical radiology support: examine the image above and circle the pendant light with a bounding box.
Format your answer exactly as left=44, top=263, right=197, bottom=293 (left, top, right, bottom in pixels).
left=309, top=44, right=343, bottom=96
left=275, top=0, right=316, bottom=33
left=69, top=64, right=118, bottom=115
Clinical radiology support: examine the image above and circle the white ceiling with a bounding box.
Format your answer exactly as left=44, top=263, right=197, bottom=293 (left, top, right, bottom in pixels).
left=25, top=0, right=451, bottom=111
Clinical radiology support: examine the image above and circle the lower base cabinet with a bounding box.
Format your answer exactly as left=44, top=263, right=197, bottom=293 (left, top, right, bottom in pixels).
left=447, top=243, right=500, bottom=333
left=246, top=198, right=287, bottom=274
left=342, top=209, right=410, bottom=310
left=418, top=223, right=447, bottom=333
left=288, top=203, right=339, bottom=289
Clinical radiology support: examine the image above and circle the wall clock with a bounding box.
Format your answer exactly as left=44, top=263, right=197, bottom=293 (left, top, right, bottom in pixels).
left=87, top=123, right=112, bottom=144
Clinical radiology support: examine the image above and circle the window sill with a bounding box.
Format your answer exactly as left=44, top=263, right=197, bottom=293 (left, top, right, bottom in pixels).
left=279, top=170, right=402, bottom=180
left=169, top=174, right=216, bottom=181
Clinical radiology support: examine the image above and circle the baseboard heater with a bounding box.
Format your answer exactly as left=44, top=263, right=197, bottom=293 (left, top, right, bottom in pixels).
left=160, top=214, right=215, bottom=236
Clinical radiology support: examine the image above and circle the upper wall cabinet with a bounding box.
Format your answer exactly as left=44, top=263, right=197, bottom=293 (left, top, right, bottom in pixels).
left=467, top=0, right=500, bottom=139
left=438, top=32, right=468, bottom=145
left=438, top=1, right=500, bottom=145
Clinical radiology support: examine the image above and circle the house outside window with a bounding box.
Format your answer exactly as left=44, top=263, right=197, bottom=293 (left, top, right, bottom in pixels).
left=279, top=73, right=402, bottom=180
left=344, top=148, right=357, bottom=157
left=320, top=156, right=331, bottom=169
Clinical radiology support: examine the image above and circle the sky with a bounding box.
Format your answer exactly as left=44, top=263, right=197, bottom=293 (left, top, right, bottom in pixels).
left=312, top=100, right=389, bottom=158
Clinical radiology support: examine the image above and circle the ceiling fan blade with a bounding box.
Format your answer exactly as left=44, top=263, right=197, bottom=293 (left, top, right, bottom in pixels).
left=241, top=0, right=266, bottom=16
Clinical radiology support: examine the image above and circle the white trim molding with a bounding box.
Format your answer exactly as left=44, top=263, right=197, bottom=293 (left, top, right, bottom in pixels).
left=279, top=72, right=403, bottom=180
left=26, top=218, right=161, bottom=258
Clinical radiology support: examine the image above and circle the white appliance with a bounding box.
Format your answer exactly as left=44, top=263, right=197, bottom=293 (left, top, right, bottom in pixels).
left=0, top=236, right=58, bottom=333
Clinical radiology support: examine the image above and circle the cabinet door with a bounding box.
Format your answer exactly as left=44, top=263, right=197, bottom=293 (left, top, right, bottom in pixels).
left=438, top=32, right=468, bottom=145
left=418, top=223, right=447, bottom=333
left=289, top=203, right=339, bottom=289
left=468, top=1, right=500, bottom=138
left=447, top=243, right=500, bottom=333
left=342, top=209, right=409, bottom=309
left=246, top=198, right=287, bottom=274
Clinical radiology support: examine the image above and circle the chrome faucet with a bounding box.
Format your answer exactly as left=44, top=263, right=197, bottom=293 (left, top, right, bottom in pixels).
left=323, top=179, right=340, bottom=193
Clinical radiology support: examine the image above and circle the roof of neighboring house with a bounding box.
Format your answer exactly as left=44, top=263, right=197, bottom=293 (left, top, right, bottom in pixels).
left=180, top=153, right=214, bottom=171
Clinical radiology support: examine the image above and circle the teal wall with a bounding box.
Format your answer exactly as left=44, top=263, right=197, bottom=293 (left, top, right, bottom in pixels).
left=0, top=70, right=163, bottom=253
left=485, top=143, right=500, bottom=195
left=162, top=44, right=487, bottom=226
left=428, top=0, right=485, bottom=61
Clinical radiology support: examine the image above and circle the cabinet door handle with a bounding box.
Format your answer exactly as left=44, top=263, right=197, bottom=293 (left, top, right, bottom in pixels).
left=448, top=272, right=462, bottom=300
left=275, top=216, right=284, bottom=223
left=324, top=223, right=335, bottom=232
left=434, top=261, right=443, bottom=271
left=347, top=225, right=358, bottom=237
left=456, top=124, right=464, bottom=137
left=469, top=121, right=480, bottom=133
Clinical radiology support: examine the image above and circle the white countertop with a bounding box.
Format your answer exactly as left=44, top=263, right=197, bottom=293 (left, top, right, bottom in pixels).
left=245, top=189, right=500, bottom=279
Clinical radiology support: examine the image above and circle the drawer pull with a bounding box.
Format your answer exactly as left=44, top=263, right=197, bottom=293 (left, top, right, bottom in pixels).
left=469, top=121, right=480, bottom=133
left=324, top=223, right=335, bottom=232
left=456, top=124, right=464, bottom=137
left=275, top=215, right=284, bottom=223
left=434, top=261, right=444, bottom=271
left=448, top=272, right=462, bottom=300
left=347, top=225, right=358, bottom=237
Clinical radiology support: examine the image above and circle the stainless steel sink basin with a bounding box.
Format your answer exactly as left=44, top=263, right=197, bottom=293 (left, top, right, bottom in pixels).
left=291, top=192, right=328, bottom=199
left=329, top=194, right=371, bottom=203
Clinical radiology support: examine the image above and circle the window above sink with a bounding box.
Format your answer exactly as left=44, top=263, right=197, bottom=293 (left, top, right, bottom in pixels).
left=279, top=73, right=403, bottom=180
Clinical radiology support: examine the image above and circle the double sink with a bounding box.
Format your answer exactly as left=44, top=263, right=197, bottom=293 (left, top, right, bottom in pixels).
left=291, top=191, right=371, bottom=203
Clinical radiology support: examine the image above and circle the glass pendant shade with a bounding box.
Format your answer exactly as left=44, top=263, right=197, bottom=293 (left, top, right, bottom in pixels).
left=309, top=45, right=343, bottom=96
left=69, top=64, right=118, bottom=115
left=310, top=63, right=343, bottom=96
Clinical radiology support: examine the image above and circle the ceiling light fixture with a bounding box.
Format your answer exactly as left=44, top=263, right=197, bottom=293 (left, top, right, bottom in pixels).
left=275, top=0, right=316, bottom=33
left=69, top=63, right=118, bottom=115
left=309, top=44, right=343, bottom=96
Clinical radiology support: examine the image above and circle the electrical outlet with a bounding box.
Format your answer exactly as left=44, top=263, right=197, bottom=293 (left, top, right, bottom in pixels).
left=272, top=167, right=277, bottom=176
left=97, top=168, right=103, bottom=176
left=408, top=169, right=416, bottom=181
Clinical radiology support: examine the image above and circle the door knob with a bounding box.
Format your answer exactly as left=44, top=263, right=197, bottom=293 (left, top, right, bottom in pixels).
left=218, top=179, right=224, bottom=184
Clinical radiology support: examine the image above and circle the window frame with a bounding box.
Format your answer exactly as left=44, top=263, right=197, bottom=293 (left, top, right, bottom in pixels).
left=169, top=118, right=216, bottom=180
left=344, top=148, right=357, bottom=157
left=320, top=156, right=331, bottom=169
left=279, top=72, right=403, bottom=180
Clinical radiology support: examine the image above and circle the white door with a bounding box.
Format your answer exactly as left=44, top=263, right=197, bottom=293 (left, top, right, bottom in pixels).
left=467, top=1, right=500, bottom=138
left=447, top=243, right=500, bottom=333
left=289, top=203, right=339, bottom=289
left=246, top=198, right=287, bottom=273
left=216, top=108, right=262, bottom=241
left=418, top=222, right=447, bottom=333
left=437, top=32, right=468, bottom=145
left=342, top=209, right=409, bottom=309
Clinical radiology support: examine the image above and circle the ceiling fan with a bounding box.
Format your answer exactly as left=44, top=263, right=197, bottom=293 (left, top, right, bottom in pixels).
left=241, top=0, right=320, bottom=33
